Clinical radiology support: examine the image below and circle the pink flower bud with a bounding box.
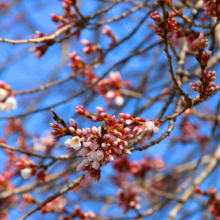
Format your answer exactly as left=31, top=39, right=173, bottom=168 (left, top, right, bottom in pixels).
left=92, top=126, right=98, bottom=134
left=155, top=28, right=164, bottom=37
left=69, top=118, right=77, bottom=128
left=79, top=147, right=91, bottom=157
left=135, top=117, right=146, bottom=123
left=199, top=33, right=208, bottom=50
left=108, top=154, right=114, bottom=162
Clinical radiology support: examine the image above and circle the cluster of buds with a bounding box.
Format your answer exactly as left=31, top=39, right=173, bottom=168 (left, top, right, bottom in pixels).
left=68, top=51, right=86, bottom=73
left=32, top=134, right=54, bottom=153
left=41, top=196, right=67, bottom=214
left=131, top=119, right=160, bottom=136
left=195, top=186, right=220, bottom=218
left=185, top=32, right=200, bottom=51
left=113, top=155, right=131, bottom=173
left=113, top=155, right=165, bottom=179
left=169, top=29, right=185, bottom=47
left=102, top=25, right=117, bottom=47
left=50, top=106, right=161, bottom=182
left=155, top=28, right=164, bottom=37
left=60, top=205, right=96, bottom=220
left=174, top=109, right=208, bottom=144
left=5, top=119, right=24, bottom=135
left=50, top=123, right=68, bottom=142
left=16, top=159, right=46, bottom=182
left=197, top=33, right=211, bottom=68
left=166, top=18, right=177, bottom=32
left=191, top=33, right=219, bottom=100
left=129, top=160, right=151, bottom=178
left=81, top=39, right=101, bottom=55
left=68, top=52, right=97, bottom=86
left=198, top=33, right=208, bottom=51
left=0, top=81, right=17, bottom=112
left=150, top=11, right=163, bottom=25
left=117, top=188, right=141, bottom=213
left=51, top=0, right=79, bottom=36
left=202, top=70, right=217, bottom=83
left=151, top=11, right=177, bottom=37
left=190, top=71, right=219, bottom=97
left=204, top=0, right=220, bottom=17
left=96, top=71, right=131, bottom=107
left=190, top=80, right=219, bottom=100
left=68, top=53, right=131, bottom=106
left=16, top=159, right=36, bottom=180
left=201, top=50, right=212, bottom=66
left=29, top=31, right=55, bottom=59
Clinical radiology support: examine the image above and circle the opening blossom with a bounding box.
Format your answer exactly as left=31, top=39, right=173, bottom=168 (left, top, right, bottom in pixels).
left=21, top=168, right=32, bottom=180
left=65, top=136, right=81, bottom=150
left=0, top=81, right=17, bottom=112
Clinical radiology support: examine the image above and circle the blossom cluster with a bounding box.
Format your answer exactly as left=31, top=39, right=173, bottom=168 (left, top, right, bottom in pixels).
left=190, top=71, right=219, bottom=98
left=117, top=188, right=141, bottom=213
left=112, top=155, right=166, bottom=212
left=81, top=39, right=101, bottom=55
left=75, top=26, right=117, bottom=59
left=68, top=51, right=131, bottom=106
left=41, top=196, right=67, bottom=214
left=96, top=71, right=131, bottom=107
left=5, top=119, right=24, bottom=136
left=29, top=0, right=81, bottom=59
left=29, top=31, right=55, bottom=59
left=0, top=81, right=17, bottom=112
left=50, top=106, right=160, bottom=182
left=16, top=158, right=46, bottom=182
left=172, top=108, right=208, bottom=144
left=51, top=0, right=78, bottom=34
left=204, top=0, right=220, bottom=17
left=113, top=155, right=165, bottom=178
left=151, top=11, right=177, bottom=37
left=32, top=134, right=54, bottom=153
left=23, top=194, right=96, bottom=219
left=190, top=33, right=219, bottom=100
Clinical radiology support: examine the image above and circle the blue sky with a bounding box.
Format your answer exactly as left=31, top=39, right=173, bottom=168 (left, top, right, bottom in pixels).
left=0, top=0, right=220, bottom=219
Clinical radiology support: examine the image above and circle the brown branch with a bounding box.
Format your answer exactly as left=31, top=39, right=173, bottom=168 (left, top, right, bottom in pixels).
left=169, top=3, right=215, bottom=29
left=0, top=143, right=76, bottom=160
left=0, top=23, right=76, bottom=44
left=0, top=41, right=161, bottom=120
left=161, top=1, right=192, bottom=105
left=167, top=142, right=220, bottom=220
left=18, top=174, right=85, bottom=220
left=0, top=160, right=81, bottom=200
left=15, top=76, right=74, bottom=95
